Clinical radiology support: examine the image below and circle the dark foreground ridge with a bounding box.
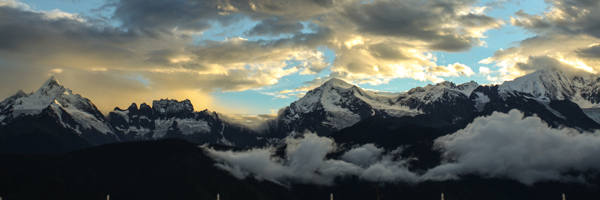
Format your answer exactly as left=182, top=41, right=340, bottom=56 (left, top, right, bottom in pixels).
left=1, top=139, right=600, bottom=200
left=0, top=139, right=300, bottom=200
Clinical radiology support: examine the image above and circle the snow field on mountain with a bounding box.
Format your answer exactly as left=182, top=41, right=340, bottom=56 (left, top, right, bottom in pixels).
left=152, top=118, right=211, bottom=138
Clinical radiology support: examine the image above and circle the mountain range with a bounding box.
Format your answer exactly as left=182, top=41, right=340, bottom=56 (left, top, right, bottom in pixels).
left=4, top=67, right=600, bottom=199
left=2, top=67, right=600, bottom=154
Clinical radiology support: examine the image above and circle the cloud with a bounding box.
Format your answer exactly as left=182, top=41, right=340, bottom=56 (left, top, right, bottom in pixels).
left=0, top=1, right=331, bottom=113
left=205, top=133, right=418, bottom=186
left=482, top=0, right=600, bottom=80
left=429, top=63, right=476, bottom=77
left=208, top=110, right=600, bottom=186
left=245, top=17, right=304, bottom=36
left=479, top=66, right=491, bottom=75
left=0, top=0, right=506, bottom=114
left=423, top=109, right=600, bottom=185
left=510, top=0, right=600, bottom=38
left=510, top=10, right=552, bottom=32
left=480, top=35, right=600, bottom=80
left=107, top=0, right=333, bottom=33
left=340, top=0, right=502, bottom=52
left=218, top=112, right=278, bottom=131
left=306, top=0, right=502, bottom=85
left=108, top=0, right=232, bottom=33
left=138, top=0, right=502, bottom=87
left=575, top=43, right=600, bottom=58
left=341, top=143, right=384, bottom=167
left=484, top=0, right=524, bottom=9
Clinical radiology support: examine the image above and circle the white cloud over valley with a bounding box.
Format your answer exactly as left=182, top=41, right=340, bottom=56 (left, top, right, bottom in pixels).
left=206, top=110, right=600, bottom=186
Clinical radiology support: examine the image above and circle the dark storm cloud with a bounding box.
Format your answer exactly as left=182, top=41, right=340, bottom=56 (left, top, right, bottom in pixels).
left=510, top=10, right=552, bottom=32
left=576, top=44, right=600, bottom=58
left=459, top=13, right=501, bottom=28
left=308, top=0, right=334, bottom=7
left=511, top=0, right=600, bottom=38
left=483, top=0, right=523, bottom=9
left=245, top=17, right=304, bottom=36
left=189, top=38, right=292, bottom=64
left=0, top=4, right=188, bottom=69
left=514, top=55, right=568, bottom=72
left=483, top=0, right=600, bottom=80
left=288, top=25, right=335, bottom=48
left=107, top=0, right=333, bottom=33
left=0, top=2, right=327, bottom=113
left=108, top=0, right=239, bottom=33
left=226, top=0, right=333, bottom=19
left=340, top=0, right=502, bottom=52
left=0, top=6, right=133, bottom=52
left=368, top=43, right=411, bottom=61
left=427, top=36, right=475, bottom=52
left=0, top=0, right=506, bottom=112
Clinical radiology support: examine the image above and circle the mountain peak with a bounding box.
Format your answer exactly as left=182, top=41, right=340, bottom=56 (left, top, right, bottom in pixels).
left=42, top=76, right=61, bottom=88
left=434, top=81, right=453, bottom=87
left=498, top=67, right=600, bottom=107
left=2, top=77, right=68, bottom=115
left=321, top=78, right=354, bottom=90
left=527, top=67, right=597, bottom=80
left=15, top=90, right=27, bottom=96
left=0, top=75, right=115, bottom=136
left=152, top=99, right=194, bottom=118
left=36, top=75, right=66, bottom=97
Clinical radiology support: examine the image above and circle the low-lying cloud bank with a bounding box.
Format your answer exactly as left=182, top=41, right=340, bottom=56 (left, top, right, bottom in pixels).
left=205, top=134, right=417, bottom=186
left=425, top=109, right=600, bottom=185
left=205, top=109, right=600, bottom=186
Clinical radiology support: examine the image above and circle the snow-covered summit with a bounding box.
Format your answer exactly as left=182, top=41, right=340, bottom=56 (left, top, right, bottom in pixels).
left=499, top=68, right=600, bottom=108
left=396, top=80, right=479, bottom=106
left=11, top=76, right=68, bottom=116
left=292, top=78, right=358, bottom=114
left=0, top=90, right=28, bottom=113
left=0, top=76, right=114, bottom=136
left=320, top=78, right=354, bottom=89
left=289, top=77, right=480, bottom=118
left=272, top=78, right=481, bottom=135
left=455, top=81, right=479, bottom=95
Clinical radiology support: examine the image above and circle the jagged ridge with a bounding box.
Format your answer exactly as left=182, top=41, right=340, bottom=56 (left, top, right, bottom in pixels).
left=3, top=68, right=600, bottom=152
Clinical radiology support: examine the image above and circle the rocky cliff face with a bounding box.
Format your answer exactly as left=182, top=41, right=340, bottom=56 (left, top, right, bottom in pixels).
left=108, top=99, right=262, bottom=147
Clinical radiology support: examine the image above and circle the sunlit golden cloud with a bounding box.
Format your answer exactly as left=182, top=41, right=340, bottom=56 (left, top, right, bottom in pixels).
left=481, top=0, right=600, bottom=81
left=0, top=0, right=509, bottom=118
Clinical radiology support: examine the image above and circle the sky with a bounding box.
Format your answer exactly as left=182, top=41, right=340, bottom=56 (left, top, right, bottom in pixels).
left=1, top=0, right=600, bottom=122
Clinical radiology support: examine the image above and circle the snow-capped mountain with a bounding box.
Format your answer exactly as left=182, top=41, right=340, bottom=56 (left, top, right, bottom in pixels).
left=264, top=68, right=600, bottom=137
left=264, top=78, right=480, bottom=137
left=393, top=80, right=479, bottom=126
left=4, top=67, right=600, bottom=154
left=499, top=68, right=600, bottom=107
left=108, top=99, right=261, bottom=147
left=0, top=76, right=120, bottom=148
left=495, top=68, right=600, bottom=124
